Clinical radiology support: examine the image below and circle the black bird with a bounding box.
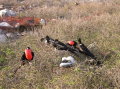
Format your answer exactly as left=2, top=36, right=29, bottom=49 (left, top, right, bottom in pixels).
left=77, top=38, right=96, bottom=59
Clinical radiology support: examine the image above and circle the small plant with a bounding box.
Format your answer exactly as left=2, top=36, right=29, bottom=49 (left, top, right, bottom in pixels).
left=0, top=86, right=4, bottom=89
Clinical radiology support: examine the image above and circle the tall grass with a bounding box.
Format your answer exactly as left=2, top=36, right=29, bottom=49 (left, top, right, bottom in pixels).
left=0, top=0, right=120, bottom=89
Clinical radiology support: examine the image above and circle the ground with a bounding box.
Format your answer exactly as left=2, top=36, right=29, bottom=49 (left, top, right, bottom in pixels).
left=0, top=0, right=120, bottom=89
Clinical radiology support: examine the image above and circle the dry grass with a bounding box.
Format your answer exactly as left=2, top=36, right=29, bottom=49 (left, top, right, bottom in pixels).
left=0, top=0, right=120, bottom=89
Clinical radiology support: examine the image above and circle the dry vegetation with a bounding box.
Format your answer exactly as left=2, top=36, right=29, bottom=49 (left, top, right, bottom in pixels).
left=0, top=0, right=120, bottom=89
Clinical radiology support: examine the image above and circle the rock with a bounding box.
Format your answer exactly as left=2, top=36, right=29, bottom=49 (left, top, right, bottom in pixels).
left=40, top=19, right=46, bottom=25
left=0, top=22, right=12, bottom=27
left=0, top=29, right=5, bottom=34
left=0, top=9, right=16, bottom=17
left=0, top=34, right=7, bottom=42
left=6, top=32, right=19, bottom=39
